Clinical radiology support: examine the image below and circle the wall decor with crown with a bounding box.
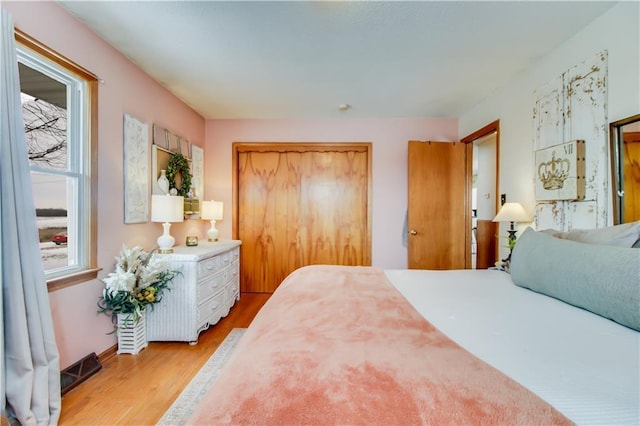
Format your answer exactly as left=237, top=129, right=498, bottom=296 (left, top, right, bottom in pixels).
left=535, top=140, right=585, bottom=201
left=533, top=51, right=607, bottom=231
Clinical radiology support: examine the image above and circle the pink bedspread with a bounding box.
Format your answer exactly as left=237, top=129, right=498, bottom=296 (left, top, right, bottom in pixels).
left=188, top=265, right=570, bottom=425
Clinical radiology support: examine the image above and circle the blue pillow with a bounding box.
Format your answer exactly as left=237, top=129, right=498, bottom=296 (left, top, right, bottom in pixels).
left=511, top=227, right=640, bottom=331
left=540, top=220, right=640, bottom=248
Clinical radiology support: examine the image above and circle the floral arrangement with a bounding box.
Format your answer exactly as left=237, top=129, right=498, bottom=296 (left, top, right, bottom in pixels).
left=98, top=245, right=180, bottom=329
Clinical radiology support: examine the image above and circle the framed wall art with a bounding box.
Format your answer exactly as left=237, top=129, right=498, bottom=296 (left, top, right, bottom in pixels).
left=123, top=114, right=150, bottom=223
left=167, top=131, right=179, bottom=153
left=179, top=138, right=191, bottom=159
left=535, top=140, right=585, bottom=201
left=190, top=144, right=204, bottom=202
left=152, top=124, right=169, bottom=149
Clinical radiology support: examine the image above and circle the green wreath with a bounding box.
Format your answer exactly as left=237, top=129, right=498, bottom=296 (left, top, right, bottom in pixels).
left=166, top=153, right=192, bottom=197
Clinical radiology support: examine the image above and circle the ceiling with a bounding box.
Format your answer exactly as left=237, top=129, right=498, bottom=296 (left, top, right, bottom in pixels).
left=57, top=1, right=616, bottom=120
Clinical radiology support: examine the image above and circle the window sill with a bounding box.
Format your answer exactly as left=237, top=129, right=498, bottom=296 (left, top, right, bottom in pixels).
left=47, top=268, right=101, bottom=292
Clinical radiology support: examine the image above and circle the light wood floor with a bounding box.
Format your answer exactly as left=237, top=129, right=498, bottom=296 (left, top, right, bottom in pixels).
left=59, top=293, right=270, bottom=425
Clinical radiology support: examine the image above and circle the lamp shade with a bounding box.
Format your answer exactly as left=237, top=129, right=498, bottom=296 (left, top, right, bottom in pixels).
left=492, top=202, right=530, bottom=223
left=201, top=200, right=223, bottom=221
left=151, top=195, right=184, bottom=223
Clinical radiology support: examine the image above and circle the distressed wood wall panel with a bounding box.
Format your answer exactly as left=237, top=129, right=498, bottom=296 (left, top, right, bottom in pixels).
left=566, top=201, right=598, bottom=229
left=534, top=77, right=564, bottom=151
left=535, top=203, right=564, bottom=231
left=563, top=51, right=608, bottom=227
left=533, top=76, right=565, bottom=230
left=533, top=51, right=608, bottom=231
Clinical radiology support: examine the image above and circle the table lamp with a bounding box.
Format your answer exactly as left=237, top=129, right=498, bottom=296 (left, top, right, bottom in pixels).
left=201, top=200, right=223, bottom=242
left=492, top=202, right=530, bottom=262
left=151, top=194, right=184, bottom=253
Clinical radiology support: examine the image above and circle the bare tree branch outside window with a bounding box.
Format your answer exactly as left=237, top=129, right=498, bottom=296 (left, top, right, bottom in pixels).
left=22, top=94, right=67, bottom=169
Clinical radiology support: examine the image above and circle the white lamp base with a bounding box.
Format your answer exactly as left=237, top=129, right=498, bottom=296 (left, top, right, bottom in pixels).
left=157, top=222, right=176, bottom=253
left=207, top=219, right=219, bottom=242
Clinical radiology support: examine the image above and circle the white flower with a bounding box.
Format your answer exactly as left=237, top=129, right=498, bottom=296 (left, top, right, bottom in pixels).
left=139, top=256, right=169, bottom=288
left=117, top=245, right=145, bottom=273
left=103, top=266, right=136, bottom=296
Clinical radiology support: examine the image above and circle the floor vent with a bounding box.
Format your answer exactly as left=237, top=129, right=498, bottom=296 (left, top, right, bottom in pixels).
left=60, top=352, right=102, bottom=395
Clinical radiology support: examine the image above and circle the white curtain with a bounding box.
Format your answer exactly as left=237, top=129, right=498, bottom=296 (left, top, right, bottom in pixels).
left=1, top=9, right=61, bottom=425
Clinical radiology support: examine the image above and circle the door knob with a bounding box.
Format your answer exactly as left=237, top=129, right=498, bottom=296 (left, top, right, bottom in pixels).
left=409, top=229, right=418, bottom=235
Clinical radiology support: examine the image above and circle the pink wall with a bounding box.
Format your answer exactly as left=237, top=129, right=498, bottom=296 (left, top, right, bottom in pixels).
left=4, top=2, right=205, bottom=368
left=204, top=118, right=458, bottom=269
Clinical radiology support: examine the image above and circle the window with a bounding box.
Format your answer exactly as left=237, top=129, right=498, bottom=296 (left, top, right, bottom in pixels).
left=16, top=32, right=98, bottom=289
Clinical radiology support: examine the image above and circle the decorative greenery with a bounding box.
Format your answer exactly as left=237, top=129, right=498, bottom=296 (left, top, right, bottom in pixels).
left=166, top=153, right=192, bottom=197
left=499, top=235, right=518, bottom=250
left=98, top=245, right=180, bottom=332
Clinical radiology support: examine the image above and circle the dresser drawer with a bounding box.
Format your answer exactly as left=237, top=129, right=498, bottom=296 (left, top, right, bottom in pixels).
left=197, top=256, right=222, bottom=280
left=229, top=247, right=239, bottom=262
left=225, top=260, right=239, bottom=283
left=197, top=270, right=225, bottom=301
left=219, top=249, right=235, bottom=268
left=225, top=280, right=239, bottom=305
left=196, top=290, right=225, bottom=328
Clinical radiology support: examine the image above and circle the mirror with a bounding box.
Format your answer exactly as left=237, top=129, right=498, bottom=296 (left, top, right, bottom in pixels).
left=609, top=114, right=640, bottom=224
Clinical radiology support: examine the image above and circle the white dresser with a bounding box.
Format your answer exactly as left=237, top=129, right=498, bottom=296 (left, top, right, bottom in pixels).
left=146, top=240, right=241, bottom=344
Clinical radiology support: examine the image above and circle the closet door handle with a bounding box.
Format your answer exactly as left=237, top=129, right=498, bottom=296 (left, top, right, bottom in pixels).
left=409, top=229, right=418, bottom=235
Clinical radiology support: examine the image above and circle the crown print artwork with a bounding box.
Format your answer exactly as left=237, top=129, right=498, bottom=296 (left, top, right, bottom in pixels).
left=538, top=151, right=570, bottom=190
left=534, top=140, right=585, bottom=201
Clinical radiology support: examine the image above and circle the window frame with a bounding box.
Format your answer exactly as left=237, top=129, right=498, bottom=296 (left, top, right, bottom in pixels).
left=15, top=29, right=99, bottom=291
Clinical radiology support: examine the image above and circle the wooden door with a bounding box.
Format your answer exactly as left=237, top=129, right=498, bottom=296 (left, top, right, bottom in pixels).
left=407, top=141, right=468, bottom=269
left=476, top=220, right=498, bottom=269
left=623, top=131, right=640, bottom=222
left=234, top=143, right=372, bottom=293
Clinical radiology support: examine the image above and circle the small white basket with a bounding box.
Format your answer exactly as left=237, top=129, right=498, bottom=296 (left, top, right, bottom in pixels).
left=117, top=312, right=148, bottom=355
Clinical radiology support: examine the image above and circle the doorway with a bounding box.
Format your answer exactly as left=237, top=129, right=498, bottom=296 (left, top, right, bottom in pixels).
left=461, top=120, right=500, bottom=269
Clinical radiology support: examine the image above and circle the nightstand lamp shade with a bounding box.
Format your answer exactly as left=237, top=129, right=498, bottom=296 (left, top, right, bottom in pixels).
left=202, top=200, right=223, bottom=242
left=492, top=202, right=530, bottom=261
left=492, top=202, right=530, bottom=224
left=151, top=195, right=184, bottom=253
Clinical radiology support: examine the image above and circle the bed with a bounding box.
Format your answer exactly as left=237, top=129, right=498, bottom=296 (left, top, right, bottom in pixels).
left=188, top=226, right=640, bottom=425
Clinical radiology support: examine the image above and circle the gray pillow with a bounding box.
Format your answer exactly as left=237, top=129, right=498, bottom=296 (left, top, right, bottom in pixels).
left=540, top=221, right=640, bottom=248
left=511, top=227, right=640, bottom=332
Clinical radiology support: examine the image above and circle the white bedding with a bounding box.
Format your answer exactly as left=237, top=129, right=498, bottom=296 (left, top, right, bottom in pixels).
left=385, top=269, right=640, bottom=426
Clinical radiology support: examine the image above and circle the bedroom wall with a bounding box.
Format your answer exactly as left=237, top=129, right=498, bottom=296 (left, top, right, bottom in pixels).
left=459, top=1, right=639, bottom=253
left=3, top=1, right=206, bottom=368
left=203, top=118, right=458, bottom=269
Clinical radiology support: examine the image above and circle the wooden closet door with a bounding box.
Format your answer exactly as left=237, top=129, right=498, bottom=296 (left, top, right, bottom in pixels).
left=235, top=144, right=371, bottom=293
